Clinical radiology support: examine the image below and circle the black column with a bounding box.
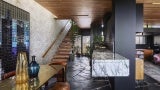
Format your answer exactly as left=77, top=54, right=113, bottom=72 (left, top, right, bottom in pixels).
left=113, top=0, right=136, bottom=90
left=136, top=4, right=143, bottom=32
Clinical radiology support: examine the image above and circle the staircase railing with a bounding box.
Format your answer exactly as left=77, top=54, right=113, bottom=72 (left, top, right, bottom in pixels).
left=42, top=20, right=71, bottom=58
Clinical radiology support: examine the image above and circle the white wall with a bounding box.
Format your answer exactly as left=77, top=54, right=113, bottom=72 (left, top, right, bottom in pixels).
left=4, top=0, right=70, bottom=64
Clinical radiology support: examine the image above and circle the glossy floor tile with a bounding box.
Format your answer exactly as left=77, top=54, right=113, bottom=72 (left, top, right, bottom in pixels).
left=67, top=56, right=160, bottom=90
left=67, top=56, right=112, bottom=90
left=144, top=61, right=160, bottom=82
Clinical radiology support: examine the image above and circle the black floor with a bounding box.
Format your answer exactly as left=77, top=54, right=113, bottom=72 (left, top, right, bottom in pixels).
left=135, top=75, right=160, bottom=90
left=67, top=56, right=112, bottom=90
left=66, top=56, right=160, bottom=90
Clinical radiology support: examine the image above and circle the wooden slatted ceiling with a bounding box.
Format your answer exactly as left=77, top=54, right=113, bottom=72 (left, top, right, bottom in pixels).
left=35, top=0, right=160, bottom=28
left=35, top=0, right=112, bottom=29
left=137, top=0, right=160, bottom=26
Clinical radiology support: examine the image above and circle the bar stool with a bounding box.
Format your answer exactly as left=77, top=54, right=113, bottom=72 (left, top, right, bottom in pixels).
left=49, top=59, right=67, bottom=82
left=49, top=60, right=70, bottom=90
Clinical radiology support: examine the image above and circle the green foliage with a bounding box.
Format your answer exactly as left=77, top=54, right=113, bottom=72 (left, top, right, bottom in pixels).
left=86, top=45, right=90, bottom=55
left=70, top=20, right=79, bottom=44
left=93, top=35, right=103, bottom=44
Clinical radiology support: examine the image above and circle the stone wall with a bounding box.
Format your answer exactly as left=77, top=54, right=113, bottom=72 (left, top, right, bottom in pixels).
left=4, top=0, right=70, bottom=64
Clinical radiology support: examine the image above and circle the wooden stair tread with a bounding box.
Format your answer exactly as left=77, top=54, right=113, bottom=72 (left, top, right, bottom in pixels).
left=52, top=58, right=68, bottom=60
left=63, top=39, right=71, bottom=41
left=62, top=40, right=71, bottom=42
left=58, top=47, right=71, bottom=50
left=59, top=45, right=72, bottom=48
left=63, top=40, right=71, bottom=42
left=59, top=46, right=72, bottom=49
left=57, top=52, right=70, bottom=55
left=60, top=45, right=72, bottom=47
left=53, top=55, right=69, bottom=59
left=58, top=48, right=71, bottom=50
left=61, top=42, right=72, bottom=44
left=58, top=49, right=71, bottom=52
left=62, top=42, right=71, bottom=44
left=54, top=54, right=69, bottom=56
left=59, top=46, right=71, bottom=48
left=49, top=59, right=67, bottom=66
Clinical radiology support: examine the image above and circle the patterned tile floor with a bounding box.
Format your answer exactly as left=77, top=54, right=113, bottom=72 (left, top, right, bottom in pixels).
left=66, top=56, right=160, bottom=90
left=67, top=56, right=112, bottom=90
left=144, top=61, right=160, bottom=83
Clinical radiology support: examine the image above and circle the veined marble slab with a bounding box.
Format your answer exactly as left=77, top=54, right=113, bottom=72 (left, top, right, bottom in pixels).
left=92, top=49, right=129, bottom=77
left=92, top=60, right=129, bottom=77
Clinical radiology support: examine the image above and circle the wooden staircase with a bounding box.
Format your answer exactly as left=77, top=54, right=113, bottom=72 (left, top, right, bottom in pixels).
left=49, top=32, right=73, bottom=82
left=49, top=32, right=73, bottom=62
left=52, top=33, right=72, bottom=61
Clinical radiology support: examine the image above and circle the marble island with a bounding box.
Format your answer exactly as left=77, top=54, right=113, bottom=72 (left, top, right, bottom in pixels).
left=92, top=49, right=129, bottom=77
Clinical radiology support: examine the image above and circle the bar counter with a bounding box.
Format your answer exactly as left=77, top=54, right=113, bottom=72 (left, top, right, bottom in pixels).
left=92, top=49, right=129, bottom=77
left=0, top=65, right=63, bottom=90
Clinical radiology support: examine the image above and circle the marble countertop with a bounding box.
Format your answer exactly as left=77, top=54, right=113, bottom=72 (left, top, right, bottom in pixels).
left=92, top=49, right=129, bottom=77
left=92, top=49, right=128, bottom=60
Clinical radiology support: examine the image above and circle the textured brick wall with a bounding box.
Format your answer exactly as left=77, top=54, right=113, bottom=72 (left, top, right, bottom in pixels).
left=4, top=0, right=70, bottom=64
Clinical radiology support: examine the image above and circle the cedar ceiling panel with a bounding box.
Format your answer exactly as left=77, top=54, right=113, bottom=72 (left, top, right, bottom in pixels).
left=136, top=0, right=144, bottom=3
left=144, top=4, right=160, bottom=8
left=35, top=0, right=112, bottom=29
left=144, top=0, right=160, bottom=3
left=35, top=0, right=160, bottom=28
left=144, top=2, right=160, bottom=26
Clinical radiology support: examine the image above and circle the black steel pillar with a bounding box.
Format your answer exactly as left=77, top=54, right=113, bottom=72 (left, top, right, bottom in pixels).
left=113, top=0, right=136, bottom=90
left=136, top=4, right=143, bottom=32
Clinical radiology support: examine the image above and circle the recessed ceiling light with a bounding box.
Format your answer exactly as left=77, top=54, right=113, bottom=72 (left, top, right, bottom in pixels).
left=152, top=3, right=160, bottom=4
left=101, top=24, right=104, bottom=28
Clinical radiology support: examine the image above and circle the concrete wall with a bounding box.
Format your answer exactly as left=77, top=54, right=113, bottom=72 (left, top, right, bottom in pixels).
left=4, top=0, right=70, bottom=64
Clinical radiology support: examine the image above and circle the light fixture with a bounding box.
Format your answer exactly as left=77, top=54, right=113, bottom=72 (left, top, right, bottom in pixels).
left=101, top=24, right=104, bottom=28
left=101, top=20, right=104, bottom=28
left=152, top=3, right=160, bottom=4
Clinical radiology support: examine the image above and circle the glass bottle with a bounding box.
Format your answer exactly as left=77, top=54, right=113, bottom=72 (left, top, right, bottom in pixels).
left=16, top=52, right=29, bottom=84
left=29, top=56, right=40, bottom=79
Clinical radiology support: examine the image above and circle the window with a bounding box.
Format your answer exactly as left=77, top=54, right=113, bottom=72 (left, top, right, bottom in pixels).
left=136, top=36, right=146, bottom=44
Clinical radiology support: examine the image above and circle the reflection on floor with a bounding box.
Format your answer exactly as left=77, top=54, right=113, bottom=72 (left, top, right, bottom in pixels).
left=67, top=56, right=160, bottom=90
left=144, top=61, right=160, bottom=82
left=67, top=57, right=112, bottom=90
left=135, top=74, right=160, bottom=90
left=135, top=61, right=160, bottom=90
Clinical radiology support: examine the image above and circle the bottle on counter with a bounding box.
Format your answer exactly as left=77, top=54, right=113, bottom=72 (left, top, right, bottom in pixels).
left=16, top=52, right=29, bottom=84
left=29, top=56, right=40, bottom=79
